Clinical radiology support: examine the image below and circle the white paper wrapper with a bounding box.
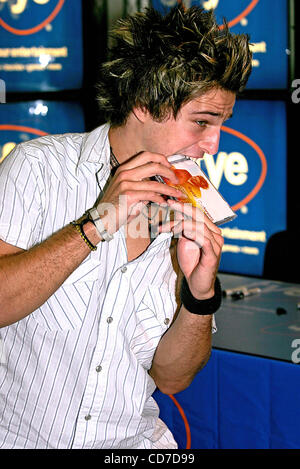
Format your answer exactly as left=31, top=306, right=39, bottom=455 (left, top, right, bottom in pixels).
left=156, top=154, right=237, bottom=226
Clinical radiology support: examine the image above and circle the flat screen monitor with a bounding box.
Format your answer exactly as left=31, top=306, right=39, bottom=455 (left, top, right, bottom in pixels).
left=0, top=0, right=83, bottom=91
left=151, top=0, right=289, bottom=89
left=198, top=99, right=287, bottom=276
left=0, top=100, right=85, bottom=163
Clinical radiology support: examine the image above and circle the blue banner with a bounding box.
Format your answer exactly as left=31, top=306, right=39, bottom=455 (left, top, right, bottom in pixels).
left=198, top=99, right=287, bottom=276
left=0, top=100, right=85, bottom=163
left=0, top=0, right=83, bottom=91
left=151, top=0, right=289, bottom=89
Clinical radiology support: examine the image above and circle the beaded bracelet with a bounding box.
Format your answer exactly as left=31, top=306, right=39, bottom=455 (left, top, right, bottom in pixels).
left=71, top=221, right=97, bottom=251
left=180, top=276, right=222, bottom=315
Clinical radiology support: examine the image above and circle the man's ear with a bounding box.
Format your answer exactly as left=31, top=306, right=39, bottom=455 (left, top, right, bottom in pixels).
left=132, top=106, right=149, bottom=123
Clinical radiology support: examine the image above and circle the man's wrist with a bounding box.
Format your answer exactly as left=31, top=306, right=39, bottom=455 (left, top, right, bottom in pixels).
left=180, top=276, right=222, bottom=315
left=82, top=219, right=103, bottom=245
left=71, top=212, right=104, bottom=250
left=88, top=207, right=114, bottom=242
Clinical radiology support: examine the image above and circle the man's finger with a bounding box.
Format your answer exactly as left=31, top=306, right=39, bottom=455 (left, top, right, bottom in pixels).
left=166, top=199, right=222, bottom=235
left=118, top=151, right=172, bottom=171
left=118, top=162, right=179, bottom=185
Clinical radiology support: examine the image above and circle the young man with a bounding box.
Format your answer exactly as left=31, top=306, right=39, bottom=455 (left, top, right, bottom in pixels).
left=0, top=6, right=252, bottom=449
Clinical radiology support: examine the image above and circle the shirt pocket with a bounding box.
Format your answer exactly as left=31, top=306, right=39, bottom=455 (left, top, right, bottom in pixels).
left=143, top=284, right=178, bottom=329
left=130, top=284, right=178, bottom=369
left=30, top=259, right=100, bottom=332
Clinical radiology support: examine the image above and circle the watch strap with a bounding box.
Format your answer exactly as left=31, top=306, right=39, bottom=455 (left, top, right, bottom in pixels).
left=180, top=276, right=222, bottom=315
left=88, top=208, right=114, bottom=242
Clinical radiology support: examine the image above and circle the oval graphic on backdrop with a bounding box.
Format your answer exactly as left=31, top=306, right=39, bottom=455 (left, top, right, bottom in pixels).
left=218, top=0, right=260, bottom=29
left=0, top=123, right=267, bottom=213
left=171, top=0, right=260, bottom=28
left=220, top=124, right=267, bottom=211
left=0, top=124, right=48, bottom=163
left=0, top=0, right=65, bottom=35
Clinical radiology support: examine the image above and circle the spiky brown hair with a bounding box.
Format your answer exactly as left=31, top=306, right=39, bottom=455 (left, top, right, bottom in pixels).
left=96, top=5, right=252, bottom=127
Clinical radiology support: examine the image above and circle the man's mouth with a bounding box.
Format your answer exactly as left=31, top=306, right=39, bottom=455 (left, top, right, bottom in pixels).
left=185, top=155, right=205, bottom=161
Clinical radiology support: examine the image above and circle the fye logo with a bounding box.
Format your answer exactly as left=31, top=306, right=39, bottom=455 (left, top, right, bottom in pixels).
left=0, top=0, right=64, bottom=35
left=0, top=0, right=51, bottom=15
left=0, top=141, right=16, bottom=163
left=0, top=124, right=267, bottom=213
left=0, top=124, right=48, bottom=163
left=200, top=125, right=267, bottom=211
left=156, top=0, right=259, bottom=28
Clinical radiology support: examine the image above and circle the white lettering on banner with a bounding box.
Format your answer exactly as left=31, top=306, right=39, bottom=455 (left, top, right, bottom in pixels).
left=222, top=244, right=259, bottom=255
left=203, top=152, right=226, bottom=189
left=249, top=42, right=267, bottom=69
left=249, top=42, right=267, bottom=53
left=0, top=141, right=251, bottom=186
left=0, top=63, right=63, bottom=72
left=202, top=152, right=248, bottom=189
left=225, top=152, right=248, bottom=186
left=1, top=142, right=249, bottom=192
left=222, top=227, right=266, bottom=243
left=0, top=142, right=16, bottom=164
left=0, top=47, right=68, bottom=58
left=0, top=0, right=50, bottom=15
left=202, top=0, right=219, bottom=10
left=252, top=59, right=260, bottom=68
left=291, top=339, right=300, bottom=364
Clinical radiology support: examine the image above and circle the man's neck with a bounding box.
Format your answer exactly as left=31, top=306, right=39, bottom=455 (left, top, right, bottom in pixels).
left=108, top=115, right=143, bottom=164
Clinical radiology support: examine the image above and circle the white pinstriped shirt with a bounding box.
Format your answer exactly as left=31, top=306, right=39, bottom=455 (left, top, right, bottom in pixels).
left=0, top=124, right=179, bottom=449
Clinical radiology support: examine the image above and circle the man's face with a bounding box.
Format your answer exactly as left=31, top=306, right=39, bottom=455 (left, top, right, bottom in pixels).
left=141, top=88, right=236, bottom=160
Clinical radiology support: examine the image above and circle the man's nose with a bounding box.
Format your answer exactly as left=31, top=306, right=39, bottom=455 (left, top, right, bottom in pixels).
left=199, top=127, right=221, bottom=155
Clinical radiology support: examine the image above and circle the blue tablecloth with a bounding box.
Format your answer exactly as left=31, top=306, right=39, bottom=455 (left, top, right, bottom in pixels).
left=153, top=348, right=300, bottom=449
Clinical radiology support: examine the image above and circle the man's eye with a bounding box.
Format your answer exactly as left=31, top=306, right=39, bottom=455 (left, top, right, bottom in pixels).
left=196, top=121, right=207, bottom=127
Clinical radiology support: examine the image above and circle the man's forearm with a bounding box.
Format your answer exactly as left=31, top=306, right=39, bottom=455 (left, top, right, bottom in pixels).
left=149, top=306, right=213, bottom=394
left=0, top=221, right=101, bottom=327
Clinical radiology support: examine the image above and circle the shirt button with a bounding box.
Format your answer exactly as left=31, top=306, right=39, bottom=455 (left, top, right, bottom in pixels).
left=121, top=266, right=127, bottom=273
left=85, top=414, right=91, bottom=421
left=96, top=365, right=102, bottom=372
left=164, top=318, right=170, bottom=325
left=107, top=316, right=113, bottom=324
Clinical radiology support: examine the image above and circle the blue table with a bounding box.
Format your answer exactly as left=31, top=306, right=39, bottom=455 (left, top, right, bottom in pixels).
left=153, top=274, right=300, bottom=449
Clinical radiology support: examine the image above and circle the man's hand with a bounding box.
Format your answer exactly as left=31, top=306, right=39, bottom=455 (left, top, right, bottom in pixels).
left=160, top=200, right=224, bottom=300
left=96, top=152, right=183, bottom=235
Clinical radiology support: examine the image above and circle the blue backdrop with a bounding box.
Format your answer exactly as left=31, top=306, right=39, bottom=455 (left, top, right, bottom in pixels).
left=0, top=100, right=85, bottom=164
left=199, top=99, right=287, bottom=276
left=152, top=0, right=289, bottom=89
left=0, top=0, right=83, bottom=91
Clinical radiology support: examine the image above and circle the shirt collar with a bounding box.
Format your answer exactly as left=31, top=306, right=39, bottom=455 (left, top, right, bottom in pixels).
left=78, top=123, right=111, bottom=167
